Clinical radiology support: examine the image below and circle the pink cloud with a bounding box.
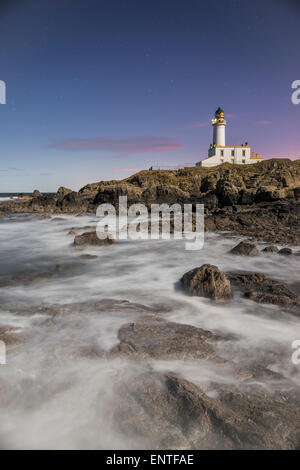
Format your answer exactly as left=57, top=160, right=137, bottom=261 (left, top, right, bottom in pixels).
left=112, top=167, right=141, bottom=173
left=256, top=120, right=272, bottom=125
left=50, top=136, right=183, bottom=153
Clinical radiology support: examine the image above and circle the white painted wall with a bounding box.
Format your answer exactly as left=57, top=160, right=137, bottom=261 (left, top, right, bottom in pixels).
left=196, top=146, right=263, bottom=167
left=213, top=124, right=226, bottom=146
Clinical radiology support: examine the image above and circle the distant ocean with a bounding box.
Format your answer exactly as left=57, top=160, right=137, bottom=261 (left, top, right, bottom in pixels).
left=0, top=193, right=28, bottom=204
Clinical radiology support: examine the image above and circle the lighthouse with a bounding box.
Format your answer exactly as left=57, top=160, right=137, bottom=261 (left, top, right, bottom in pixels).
left=212, top=107, right=226, bottom=147
left=196, top=107, right=264, bottom=167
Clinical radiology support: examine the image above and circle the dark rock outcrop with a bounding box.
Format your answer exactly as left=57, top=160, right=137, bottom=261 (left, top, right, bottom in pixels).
left=1, top=159, right=300, bottom=244
left=181, top=264, right=231, bottom=301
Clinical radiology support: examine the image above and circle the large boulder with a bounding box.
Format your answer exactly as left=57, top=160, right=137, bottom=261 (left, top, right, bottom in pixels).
left=32, top=189, right=42, bottom=198
left=57, top=191, right=89, bottom=213
left=230, top=241, right=259, bottom=256
left=57, top=186, right=72, bottom=197
left=73, top=230, right=114, bottom=248
left=181, top=264, right=231, bottom=301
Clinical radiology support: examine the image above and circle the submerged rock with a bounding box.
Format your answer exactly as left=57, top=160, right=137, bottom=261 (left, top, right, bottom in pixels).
left=0, top=271, right=56, bottom=287
left=51, top=217, right=66, bottom=222
left=227, top=271, right=298, bottom=307
left=230, top=241, right=259, bottom=256
left=181, top=264, right=231, bottom=301
left=73, top=230, right=114, bottom=248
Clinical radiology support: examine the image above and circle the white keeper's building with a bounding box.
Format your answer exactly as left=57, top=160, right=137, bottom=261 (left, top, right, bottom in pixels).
left=196, top=107, right=263, bottom=167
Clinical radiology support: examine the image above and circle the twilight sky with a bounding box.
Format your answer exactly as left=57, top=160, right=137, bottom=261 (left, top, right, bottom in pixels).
left=0, top=0, right=300, bottom=192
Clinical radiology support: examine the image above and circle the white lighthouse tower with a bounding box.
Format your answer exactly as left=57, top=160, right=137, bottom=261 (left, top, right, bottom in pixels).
left=196, top=107, right=264, bottom=167
left=212, top=107, right=226, bottom=147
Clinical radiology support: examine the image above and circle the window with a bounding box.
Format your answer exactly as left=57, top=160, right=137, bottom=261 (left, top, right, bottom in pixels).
left=231, top=150, right=234, bottom=156
left=242, top=150, right=246, bottom=157
left=220, top=150, right=224, bottom=157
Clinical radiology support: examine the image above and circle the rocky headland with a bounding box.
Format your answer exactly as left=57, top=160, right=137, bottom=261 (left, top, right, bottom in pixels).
left=1, top=158, right=300, bottom=244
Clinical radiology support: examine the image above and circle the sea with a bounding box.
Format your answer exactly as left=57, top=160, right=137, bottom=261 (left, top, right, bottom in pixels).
left=0, top=193, right=23, bottom=204
left=0, top=213, right=299, bottom=448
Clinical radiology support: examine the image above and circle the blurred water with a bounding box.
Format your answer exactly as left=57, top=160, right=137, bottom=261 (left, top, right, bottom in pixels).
left=0, top=214, right=299, bottom=449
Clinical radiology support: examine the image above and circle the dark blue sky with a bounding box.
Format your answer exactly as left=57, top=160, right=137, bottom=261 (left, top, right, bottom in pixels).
left=0, top=0, right=300, bottom=191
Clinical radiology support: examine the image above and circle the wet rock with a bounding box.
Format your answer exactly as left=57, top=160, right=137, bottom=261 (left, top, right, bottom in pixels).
left=23, top=272, right=56, bottom=284
left=114, top=371, right=300, bottom=449
left=262, top=245, right=278, bottom=253
left=73, top=230, right=114, bottom=248
left=0, top=326, right=22, bottom=347
left=111, top=317, right=220, bottom=360
left=230, top=241, right=259, bottom=256
left=51, top=217, right=66, bottom=222
left=181, top=264, right=231, bottom=301
left=279, top=247, right=293, bottom=256
left=32, top=189, right=42, bottom=198
left=1, top=271, right=56, bottom=287
left=227, top=272, right=298, bottom=307
left=78, top=254, right=98, bottom=259
left=66, top=225, right=96, bottom=235
left=55, top=263, right=78, bottom=272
